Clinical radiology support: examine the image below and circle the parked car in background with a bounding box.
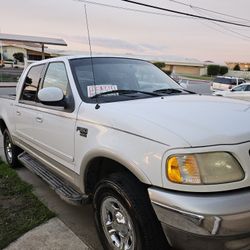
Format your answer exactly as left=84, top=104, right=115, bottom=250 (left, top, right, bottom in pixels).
left=178, top=79, right=189, bottom=89
left=213, top=83, right=250, bottom=101
left=170, top=72, right=181, bottom=82
left=211, top=76, right=246, bottom=91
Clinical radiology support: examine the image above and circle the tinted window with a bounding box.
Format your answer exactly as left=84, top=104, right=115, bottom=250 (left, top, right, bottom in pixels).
left=214, top=77, right=236, bottom=85
left=20, top=64, right=44, bottom=102
left=238, top=79, right=246, bottom=84
left=43, top=62, right=69, bottom=95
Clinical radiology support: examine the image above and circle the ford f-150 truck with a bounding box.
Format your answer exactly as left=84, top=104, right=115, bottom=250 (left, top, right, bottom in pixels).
left=0, top=56, right=250, bottom=250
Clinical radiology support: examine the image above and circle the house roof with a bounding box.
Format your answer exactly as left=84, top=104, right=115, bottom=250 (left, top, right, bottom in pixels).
left=136, top=55, right=205, bottom=67
left=0, top=33, right=67, bottom=46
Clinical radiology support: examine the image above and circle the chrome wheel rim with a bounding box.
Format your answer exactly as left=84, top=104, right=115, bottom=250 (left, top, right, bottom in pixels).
left=5, top=134, right=13, bottom=163
left=100, top=197, right=136, bottom=250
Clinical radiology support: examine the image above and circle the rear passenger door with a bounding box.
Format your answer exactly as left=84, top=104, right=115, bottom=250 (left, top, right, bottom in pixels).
left=33, top=62, right=76, bottom=171
left=15, top=64, right=45, bottom=143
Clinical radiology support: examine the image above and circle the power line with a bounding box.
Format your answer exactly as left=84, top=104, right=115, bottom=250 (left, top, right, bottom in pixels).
left=192, top=7, right=250, bottom=42
left=75, top=0, right=191, bottom=19
left=215, top=22, right=250, bottom=40
left=120, top=0, right=250, bottom=28
left=75, top=0, right=250, bottom=42
left=168, top=0, right=250, bottom=23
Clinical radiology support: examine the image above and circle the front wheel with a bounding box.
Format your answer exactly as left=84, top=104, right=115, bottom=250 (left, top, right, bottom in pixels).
left=3, top=129, right=22, bottom=167
left=93, top=173, right=169, bottom=250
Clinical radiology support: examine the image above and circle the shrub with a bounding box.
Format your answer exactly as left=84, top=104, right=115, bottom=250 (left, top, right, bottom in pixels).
left=162, top=70, right=172, bottom=75
left=233, top=64, right=241, bottom=71
left=207, top=65, right=220, bottom=76
left=153, top=62, right=166, bottom=69
left=219, top=66, right=229, bottom=75
left=13, top=52, right=24, bottom=63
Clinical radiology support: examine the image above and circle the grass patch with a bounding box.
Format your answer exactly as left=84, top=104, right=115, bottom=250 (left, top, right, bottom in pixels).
left=0, top=158, right=55, bottom=249
left=0, top=74, right=18, bottom=82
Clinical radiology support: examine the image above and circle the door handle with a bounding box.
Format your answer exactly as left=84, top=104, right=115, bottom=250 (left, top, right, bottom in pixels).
left=36, top=117, right=43, bottom=123
left=16, top=111, right=21, bottom=116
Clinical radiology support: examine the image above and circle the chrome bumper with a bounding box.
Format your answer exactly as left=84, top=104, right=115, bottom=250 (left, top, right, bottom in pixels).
left=148, top=188, right=250, bottom=250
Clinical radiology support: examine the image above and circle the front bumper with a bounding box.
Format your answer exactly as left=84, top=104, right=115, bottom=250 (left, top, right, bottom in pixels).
left=148, top=188, right=250, bottom=250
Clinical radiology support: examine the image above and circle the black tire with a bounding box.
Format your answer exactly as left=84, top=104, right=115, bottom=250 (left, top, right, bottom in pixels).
left=93, top=173, right=170, bottom=250
left=3, top=129, right=22, bottom=168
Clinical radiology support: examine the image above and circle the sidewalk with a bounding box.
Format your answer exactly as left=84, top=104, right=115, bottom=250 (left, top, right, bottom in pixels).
left=4, top=218, right=89, bottom=250
left=0, top=136, right=92, bottom=250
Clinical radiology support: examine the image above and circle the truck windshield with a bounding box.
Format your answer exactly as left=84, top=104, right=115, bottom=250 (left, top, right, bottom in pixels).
left=70, top=57, right=182, bottom=103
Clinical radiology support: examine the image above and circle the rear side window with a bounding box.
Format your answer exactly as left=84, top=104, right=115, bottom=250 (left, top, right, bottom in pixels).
left=42, top=62, right=69, bottom=95
left=214, top=77, right=236, bottom=85
left=20, top=64, right=44, bottom=102
left=238, top=79, right=246, bottom=84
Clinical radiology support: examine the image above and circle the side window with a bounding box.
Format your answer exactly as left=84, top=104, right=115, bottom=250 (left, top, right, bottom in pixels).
left=233, top=85, right=246, bottom=91
left=20, top=64, right=44, bottom=102
left=42, top=62, right=69, bottom=95
left=246, top=85, right=250, bottom=91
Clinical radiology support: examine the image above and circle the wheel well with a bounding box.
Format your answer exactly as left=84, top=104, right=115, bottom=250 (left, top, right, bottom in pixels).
left=0, top=119, right=7, bottom=134
left=84, top=157, right=141, bottom=195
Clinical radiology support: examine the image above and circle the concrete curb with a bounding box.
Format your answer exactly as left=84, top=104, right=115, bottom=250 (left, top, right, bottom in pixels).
left=4, top=218, right=89, bottom=250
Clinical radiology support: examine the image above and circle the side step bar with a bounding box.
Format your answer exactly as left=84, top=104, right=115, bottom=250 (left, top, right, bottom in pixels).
left=18, top=152, right=89, bottom=206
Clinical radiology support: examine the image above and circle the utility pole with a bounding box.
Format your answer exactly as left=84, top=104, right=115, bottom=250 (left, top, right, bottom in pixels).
left=41, top=43, right=45, bottom=60
left=0, top=28, right=3, bottom=66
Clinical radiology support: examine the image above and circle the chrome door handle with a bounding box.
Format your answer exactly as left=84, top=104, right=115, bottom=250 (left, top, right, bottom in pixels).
left=16, top=111, right=21, bottom=116
left=36, top=117, right=43, bottom=123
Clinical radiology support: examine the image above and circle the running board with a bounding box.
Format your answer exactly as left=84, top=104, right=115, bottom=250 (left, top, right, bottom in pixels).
left=18, top=152, right=89, bottom=206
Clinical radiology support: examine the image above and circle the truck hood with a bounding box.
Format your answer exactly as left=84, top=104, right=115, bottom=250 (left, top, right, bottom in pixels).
left=85, top=95, right=250, bottom=147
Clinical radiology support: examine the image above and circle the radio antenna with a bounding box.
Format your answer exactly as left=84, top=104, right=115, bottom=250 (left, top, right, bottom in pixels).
left=84, top=4, right=100, bottom=109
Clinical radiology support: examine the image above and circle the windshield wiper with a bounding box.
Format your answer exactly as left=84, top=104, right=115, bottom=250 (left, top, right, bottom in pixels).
left=90, top=89, right=161, bottom=99
left=153, top=88, right=183, bottom=94
left=153, top=88, right=196, bottom=94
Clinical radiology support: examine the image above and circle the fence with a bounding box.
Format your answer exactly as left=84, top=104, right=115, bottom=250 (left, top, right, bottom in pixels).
left=226, top=70, right=250, bottom=80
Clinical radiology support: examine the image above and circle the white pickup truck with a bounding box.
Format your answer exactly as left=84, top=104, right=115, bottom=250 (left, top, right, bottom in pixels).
left=0, top=56, right=250, bottom=250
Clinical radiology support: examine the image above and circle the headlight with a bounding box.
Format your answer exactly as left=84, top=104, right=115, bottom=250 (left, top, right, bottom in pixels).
left=167, top=152, right=244, bottom=184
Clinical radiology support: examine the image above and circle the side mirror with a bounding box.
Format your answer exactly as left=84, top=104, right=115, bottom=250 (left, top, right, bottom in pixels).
left=38, top=87, right=65, bottom=107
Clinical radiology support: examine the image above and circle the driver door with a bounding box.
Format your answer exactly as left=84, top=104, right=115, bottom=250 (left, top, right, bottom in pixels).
left=32, top=62, right=77, bottom=171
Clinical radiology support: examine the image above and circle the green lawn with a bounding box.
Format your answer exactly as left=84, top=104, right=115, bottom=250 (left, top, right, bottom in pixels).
left=0, top=74, right=18, bottom=82
left=0, top=158, right=55, bottom=249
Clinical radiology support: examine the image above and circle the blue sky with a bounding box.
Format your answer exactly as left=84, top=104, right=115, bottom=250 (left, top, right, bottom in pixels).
left=1, top=0, right=250, bottom=63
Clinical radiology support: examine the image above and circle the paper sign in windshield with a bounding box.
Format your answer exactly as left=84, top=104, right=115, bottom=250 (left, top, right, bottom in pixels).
left=87, top=85, right=118, bottom=97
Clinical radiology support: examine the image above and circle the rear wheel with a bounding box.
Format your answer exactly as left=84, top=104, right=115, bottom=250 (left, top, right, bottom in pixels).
left=3, top=129, right=22, bottom=167
left=93, top=173, right=169, bottom=250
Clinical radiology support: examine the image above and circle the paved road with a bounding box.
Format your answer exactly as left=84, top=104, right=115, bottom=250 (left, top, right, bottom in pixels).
left=186, top=81, right=212, bottom=95
left=0, top=87, right=16, bottom=95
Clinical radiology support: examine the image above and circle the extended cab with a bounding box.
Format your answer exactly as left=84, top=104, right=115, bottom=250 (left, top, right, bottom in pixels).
left=0, top=56, right=250, bottom=250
